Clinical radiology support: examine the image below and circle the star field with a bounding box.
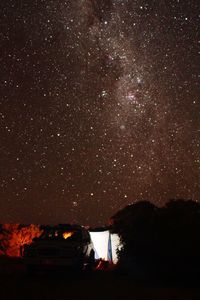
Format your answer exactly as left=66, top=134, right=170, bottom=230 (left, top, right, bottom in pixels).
left=0, top=0, right=199, bottom=226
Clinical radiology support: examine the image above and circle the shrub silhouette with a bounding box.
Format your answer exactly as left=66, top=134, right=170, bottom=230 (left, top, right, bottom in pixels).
left=111, top=199, right=200, bottom=280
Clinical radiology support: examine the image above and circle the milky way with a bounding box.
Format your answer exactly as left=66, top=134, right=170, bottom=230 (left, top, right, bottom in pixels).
left=0, top=0, right=199, bottom=225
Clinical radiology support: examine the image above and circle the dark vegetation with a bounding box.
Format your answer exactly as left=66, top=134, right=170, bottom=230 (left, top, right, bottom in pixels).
left=111, top=199, right=200, bottom=283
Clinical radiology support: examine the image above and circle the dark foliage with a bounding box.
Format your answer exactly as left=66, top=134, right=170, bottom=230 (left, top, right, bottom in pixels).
left=111, top=199, right=200, bottom=282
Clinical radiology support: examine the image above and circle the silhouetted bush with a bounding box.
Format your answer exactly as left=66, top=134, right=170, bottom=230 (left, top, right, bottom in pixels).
left=111, top=199, right=200, bottom=282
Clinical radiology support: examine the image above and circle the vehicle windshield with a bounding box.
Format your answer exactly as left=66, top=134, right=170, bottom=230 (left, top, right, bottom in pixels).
left=39, top=228, right=82, bottom=241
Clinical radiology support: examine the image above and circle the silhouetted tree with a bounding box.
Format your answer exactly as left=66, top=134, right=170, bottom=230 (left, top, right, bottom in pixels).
left=111, top=199, right=200, bottom=281
left=111, top=201, right=158, bottom=274
left=155, top=199, right=200, bottom=276
left=0, top=224, right=43, bottom=257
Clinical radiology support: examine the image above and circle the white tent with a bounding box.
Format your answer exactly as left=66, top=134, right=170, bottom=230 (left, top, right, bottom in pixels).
left=89, top=230, right=122, bottom=264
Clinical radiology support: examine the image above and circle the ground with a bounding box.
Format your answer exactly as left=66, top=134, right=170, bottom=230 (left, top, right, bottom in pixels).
left=0, top=257, right=200, bottom=300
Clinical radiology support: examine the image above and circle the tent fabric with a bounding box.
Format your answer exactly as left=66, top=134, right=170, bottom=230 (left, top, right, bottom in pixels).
left=89, top=230, right=122, bottom=263
left=89, top=230, right=110, bottom=260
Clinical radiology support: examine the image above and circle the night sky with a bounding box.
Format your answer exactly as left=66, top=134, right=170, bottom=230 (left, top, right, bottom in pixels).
left=0, top=0, right=199, bottom=226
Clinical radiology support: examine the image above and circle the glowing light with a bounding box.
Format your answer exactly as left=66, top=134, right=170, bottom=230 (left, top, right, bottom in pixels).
left=63, top=231, right=74, bottom=239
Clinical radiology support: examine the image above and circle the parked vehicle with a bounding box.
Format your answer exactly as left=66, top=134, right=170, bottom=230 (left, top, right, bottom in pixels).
left=21, top=224, right=95, bottom=272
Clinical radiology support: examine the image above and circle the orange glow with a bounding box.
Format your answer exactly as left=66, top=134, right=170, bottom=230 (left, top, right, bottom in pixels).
left=0, top=224, right=43, bottom=257
left=63, top=231, right=74, bottom=239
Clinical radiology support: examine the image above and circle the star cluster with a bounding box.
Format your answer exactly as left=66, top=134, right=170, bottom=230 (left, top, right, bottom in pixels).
left=0, top=0, right=199, bottom=225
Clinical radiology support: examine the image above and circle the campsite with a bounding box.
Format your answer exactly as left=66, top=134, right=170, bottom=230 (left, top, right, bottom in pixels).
left=1, top=203, right=200, bottom=300
left=1, top=200, right=200, bottom=300
left=0, top=1, right=199, bottom=299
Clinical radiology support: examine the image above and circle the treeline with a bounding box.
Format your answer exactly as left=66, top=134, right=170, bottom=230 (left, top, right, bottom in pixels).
left=111, top=199, right=200, bottom=281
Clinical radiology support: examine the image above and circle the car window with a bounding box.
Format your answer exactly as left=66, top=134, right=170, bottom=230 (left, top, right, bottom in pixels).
left=39, top=228, right=82, bottom=241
